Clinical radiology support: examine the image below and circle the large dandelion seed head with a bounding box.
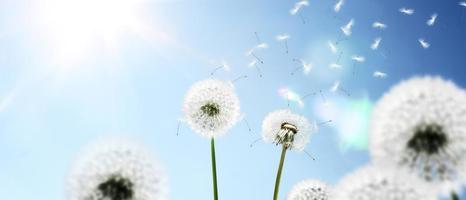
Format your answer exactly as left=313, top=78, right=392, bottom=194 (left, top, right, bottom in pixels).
left=67, top=137, right=168, bottom=200
left=262, top=109, right=314, bottom=151
left=183, top=79, right=241, bottom=138
left=335, top=164, right=436, bottom=200
left=369, top=76, right=466, bottom=194
left=287, top=179, right=331, bottom=200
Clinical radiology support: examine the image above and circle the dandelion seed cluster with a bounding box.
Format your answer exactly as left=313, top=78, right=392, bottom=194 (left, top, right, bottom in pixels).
left=183, top=79, right=241, bottom=138
left=67, top=138, right=168, bottom=200
left=287, top=180, right=331, bottom=200
left=262, top=109, right=314, bottom=151
left=335, top=165, right=435, bottom=200
left=369, top=76, right=466, bottom=195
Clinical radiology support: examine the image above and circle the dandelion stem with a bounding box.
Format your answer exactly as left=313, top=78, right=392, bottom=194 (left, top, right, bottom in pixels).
left=273, top=145, right=287, bottom=200
left=451, top=191, right=459, bottom=200
left=211, top=138, right=219, bottom=200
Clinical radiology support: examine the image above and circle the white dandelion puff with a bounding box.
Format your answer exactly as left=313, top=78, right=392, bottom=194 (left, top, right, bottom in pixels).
left=373, top=71, right=387, bottom=78
left=290, top=0, right=309, bottom=15
left=427, top=13, right=438, bottom=26
left=460, top=2, right=466, bottom=7
left=351, top=55, right=365, bottom=63
left=331, top=81, right=340, bottom=93
left=371, top=37, right=382, bottom=50
left=372, top=22, right=387, bottom=30
left=287, top=180, right=331, bottom=200
left=328, top=41, right=338, bottom=54
left=341, top=19, right=354, bottom=36
left=329, top=63, right=342, bottom=69
left=334, top=0, right=344, bottom=13
left=183, top=79, right=241, bottom=138
left=369, top=76, right=466, bottom=196
left=67, top=137, right=168, bottom=200
left=418, top=38, right=430, bottom=49
left=335, top=164, right=436, bottom=200
left=262, top=109, right=313, bottom=151
left=399, top=7, right=415, bottom=15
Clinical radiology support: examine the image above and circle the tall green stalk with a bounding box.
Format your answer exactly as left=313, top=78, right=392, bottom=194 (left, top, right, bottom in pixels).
left=211, top=138, right=219, bottom=200
left=273, top=145, right=288, bottom=200
left=451, top=192, right=459, bottom=200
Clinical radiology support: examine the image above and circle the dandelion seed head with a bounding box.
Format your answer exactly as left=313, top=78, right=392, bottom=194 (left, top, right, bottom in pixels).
left=369, top=76, right=466, bottom=195
left=287, top=180, right=331, bottom=200
left=67, top=137, right=168, bottom=200
left=335, top=164, right=435, bottom=200
left=262, top=109, right=314, bottom=151
left=183, top=79, right=241, bottom=138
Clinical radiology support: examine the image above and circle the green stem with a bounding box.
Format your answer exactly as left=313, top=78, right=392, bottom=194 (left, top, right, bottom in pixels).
left=211, top=138, right=219, bottom=200
left=451, top=191, right=459, bottom=200
left=273, top=145, right=288, bottom=200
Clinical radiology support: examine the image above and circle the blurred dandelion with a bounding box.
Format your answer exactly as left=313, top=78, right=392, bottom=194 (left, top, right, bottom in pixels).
left=262, top=109, right=315, bottom=200
left=335, top=164, right=435, bottom=200
left=183, top=79, right=241, bottom=200
left=369, top=76, right=466, bottom=198
left=373, top=71, right=387, bottom=78
left=371, top=37, right=382, bottom=50
left=287, top=179, right=331, bottom=200
left=290, top=0, right=309, bottom=15
left=67, top=137, right=168, bottom=200
left=427, top=13, right=438, bottom=26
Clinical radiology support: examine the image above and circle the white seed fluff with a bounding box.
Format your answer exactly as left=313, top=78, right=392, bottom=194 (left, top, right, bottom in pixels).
left=261, top=109, right=314, bottom=151
left=369, top=76, right=466, bottom=195
left=67, top=137, right=168, bottom=200
left=335, top=164, right=435, bottom=200
left=287, top=179, right=331, bottom=200
left=183, top=79, right=241, bottom=138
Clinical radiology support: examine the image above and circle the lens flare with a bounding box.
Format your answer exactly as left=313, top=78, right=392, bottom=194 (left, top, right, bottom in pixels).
left=313, top=95, right=373, bottom=152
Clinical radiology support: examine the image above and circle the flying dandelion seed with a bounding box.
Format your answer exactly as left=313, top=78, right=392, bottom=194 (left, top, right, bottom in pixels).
left=328, top=41, right=338, bottom=54
left=351, top=55, right=365, bottom=63
left=278, top=88, right=305, bottom=108
left=369, top=76, right=466, bottom=198
left=427, top=13, right=438, bottom=26
left=418, top=38, right=430, bottom=49
left=399, top=7, right=415, bottom=15
left=460, top=2, right=466, bottom=7
left=67, top=137, right=168, bottom=200
left=276, top=34, right=291, bottom=54
left=262, top=109, right=315, bottom=200
left=334, top=0, right=344, bottom=13
left=335, top=164, right=436, bottom=200
left=329, top=63, right=342, bottom=69
left=341, top=19, right=354, bottom=36
left=373, top=71, right=387, bottom=78
left=287, top=180, right=331, bottom=200
left=330, top=81, right=340, bottom=93
left=371, top=37, right=382, bottom=50
left=291, top=59, right=313, bottom=75
left=372, top=21, right=387, bottom=29
left=210, top=60, right=231, bottom=76
left=248, top=60, right=263, bottom=77
left=290, top=0, right=309, bottom=15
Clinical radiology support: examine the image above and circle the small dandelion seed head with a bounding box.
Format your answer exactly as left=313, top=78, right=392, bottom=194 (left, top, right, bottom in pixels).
left=261, top=109, right=314, bottom=151
left=335, top=164, right=436, bottom=200
left=287, top=179, right=331, bottom=200
left=67, top=137, right=168, bottom=200
left=369, top=76, right=466, bottom=196
left=183, top=79, right=241, bottom=138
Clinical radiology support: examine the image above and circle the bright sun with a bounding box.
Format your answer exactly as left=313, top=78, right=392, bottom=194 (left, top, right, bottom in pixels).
left=34, top=0, right=150, bottom=65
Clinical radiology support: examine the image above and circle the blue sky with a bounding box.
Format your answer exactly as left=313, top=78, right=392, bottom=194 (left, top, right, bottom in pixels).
left=1, top=0, right=466, bottom=199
